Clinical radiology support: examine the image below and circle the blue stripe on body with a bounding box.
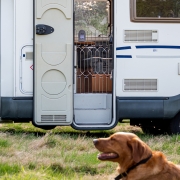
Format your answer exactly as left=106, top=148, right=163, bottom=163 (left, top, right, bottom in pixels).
left=116, top=55, right=132, bottom=58
left=136, top=45, right=180, bottom=49
left=116, top=46, right=131, bottom=50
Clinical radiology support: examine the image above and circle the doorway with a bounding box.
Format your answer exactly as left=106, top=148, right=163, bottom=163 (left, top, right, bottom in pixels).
left=73, top=0, right=114, bottom=127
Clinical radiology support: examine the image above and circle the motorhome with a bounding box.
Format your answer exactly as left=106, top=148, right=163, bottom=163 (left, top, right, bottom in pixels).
left=1, top=0, right=180, bottom=134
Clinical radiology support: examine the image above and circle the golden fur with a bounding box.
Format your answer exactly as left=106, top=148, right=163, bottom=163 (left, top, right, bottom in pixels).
left=93, top=132, right=180, bottom=180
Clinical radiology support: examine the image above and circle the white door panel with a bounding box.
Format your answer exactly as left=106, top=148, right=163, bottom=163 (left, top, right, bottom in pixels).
left=34, top=0, right=73, bottom=125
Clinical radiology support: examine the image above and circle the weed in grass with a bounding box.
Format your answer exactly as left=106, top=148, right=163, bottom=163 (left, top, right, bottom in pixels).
left=49, top=163, right=98, bottom=176
left=0, top=163, right=21, bottom=176
left=50, top=163, right=64, bottom=173
left=28, top=162, right=36, bottom=170
left=45, top=135, right=57, bottom=148
left=177, top=146, right=180, bottom=154
left=65, top=152, right=99, bottom=165
left=74, top=165, right=98, bottom=175
left=0, top=139, right=11, bottom=148
left=1, top=170, right=69, bottom=180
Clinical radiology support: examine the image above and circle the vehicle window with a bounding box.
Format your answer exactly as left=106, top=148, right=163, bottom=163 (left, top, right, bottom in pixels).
left=136, top=0, right=180, bottom=18
left=131, top=0, right=180, bottom=22
left=74, top=0, right=109, bottom=37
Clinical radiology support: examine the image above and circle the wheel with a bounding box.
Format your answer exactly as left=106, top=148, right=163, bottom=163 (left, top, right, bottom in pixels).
left=35, top=125, right=56, bottom=130
left=32, top=122, right=56, bottom=130
left=141, top=126, right=167, bottom=135
left=141, top=126, right=157, bottom=134
left=40, top=126, right=56, bottom=130
left=169, top=113, right=180, bottom=134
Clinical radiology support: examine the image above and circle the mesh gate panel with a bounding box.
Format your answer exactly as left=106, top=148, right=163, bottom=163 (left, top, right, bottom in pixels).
left=75, top=36, right=113, bottom=93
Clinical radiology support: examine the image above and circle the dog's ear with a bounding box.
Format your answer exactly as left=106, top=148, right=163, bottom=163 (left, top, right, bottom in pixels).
left=127, top=138, right=151, bottom=163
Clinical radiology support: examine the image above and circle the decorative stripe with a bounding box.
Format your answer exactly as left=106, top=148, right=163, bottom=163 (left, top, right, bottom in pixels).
left=116, top=55, right=132, bottom=58
left=116, top=46, right=131, bottom=50
left=136, top=55, right=180, bottom=58
left=117, top=97, right=168, bottom=100
left=136, top=45, right=180, bottom=49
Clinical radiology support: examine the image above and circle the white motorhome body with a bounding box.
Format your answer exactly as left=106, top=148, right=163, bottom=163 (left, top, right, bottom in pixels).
left=1, top=0, right=180, bottom=133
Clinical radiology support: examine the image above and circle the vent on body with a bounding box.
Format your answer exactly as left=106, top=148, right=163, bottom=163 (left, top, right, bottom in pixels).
left=41, top=115, right=66, bottom=123
left=124, top=30, right=158, bottom=42
left=124, top=79, right=157, bottom=91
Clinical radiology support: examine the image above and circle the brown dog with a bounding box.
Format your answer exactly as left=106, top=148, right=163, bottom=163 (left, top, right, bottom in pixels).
left=93, top=132, right=180, bottom=180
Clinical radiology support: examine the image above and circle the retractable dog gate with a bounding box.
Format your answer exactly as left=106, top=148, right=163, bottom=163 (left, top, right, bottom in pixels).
left=74, top=0, right=113, bottom=94
left=75, top=39, right=113, bottom=93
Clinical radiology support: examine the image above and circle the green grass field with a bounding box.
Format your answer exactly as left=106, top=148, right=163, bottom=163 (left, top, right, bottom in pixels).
left=0, top=122, right=179, bottom=180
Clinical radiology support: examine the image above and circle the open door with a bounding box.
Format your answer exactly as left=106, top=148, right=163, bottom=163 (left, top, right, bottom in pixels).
left=71, top=0, right=117, bottom=130
left=33, top=0, right=73, bottom=126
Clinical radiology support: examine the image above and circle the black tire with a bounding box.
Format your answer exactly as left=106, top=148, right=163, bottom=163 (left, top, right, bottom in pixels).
left=141, top=126, right=167, bottom=135
left=36, top=125, right=56, bottom=130
left=141, top=126, right=156, bottom=134
left=169, top=113, right=180, bottom=134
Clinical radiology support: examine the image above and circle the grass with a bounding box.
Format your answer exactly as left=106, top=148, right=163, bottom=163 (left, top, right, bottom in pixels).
left=0, top=122, right=179, bottom=179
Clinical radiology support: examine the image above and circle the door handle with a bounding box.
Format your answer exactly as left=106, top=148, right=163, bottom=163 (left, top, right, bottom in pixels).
left=36, top=24, right=54, bottom=35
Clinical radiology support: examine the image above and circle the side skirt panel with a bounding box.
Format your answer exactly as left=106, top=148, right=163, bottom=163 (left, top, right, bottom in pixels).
left=2, top=95, right=180, bottom=124
left=1, top=97, right=33, bottom=121
left=116, top=95, right=180, bottom=120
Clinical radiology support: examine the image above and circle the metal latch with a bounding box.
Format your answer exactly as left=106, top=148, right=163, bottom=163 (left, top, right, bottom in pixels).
left=110, top=70, right=113, bottom=79
left=36, top=24, right=54, bottom=35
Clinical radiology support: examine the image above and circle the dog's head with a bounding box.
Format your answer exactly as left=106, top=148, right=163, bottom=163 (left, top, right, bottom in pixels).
left=93, top=132, right=152, bottom=170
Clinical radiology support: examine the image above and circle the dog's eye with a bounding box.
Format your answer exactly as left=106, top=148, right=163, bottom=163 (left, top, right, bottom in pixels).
left=111, top=137, right=119, bottom=143
left=111, top=137, right=115, bottom=141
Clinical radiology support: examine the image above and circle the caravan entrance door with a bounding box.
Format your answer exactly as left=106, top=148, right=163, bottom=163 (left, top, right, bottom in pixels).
left=33, top=0, right=73, bottom=126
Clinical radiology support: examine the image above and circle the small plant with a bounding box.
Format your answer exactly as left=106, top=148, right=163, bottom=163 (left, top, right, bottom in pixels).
left=45, top=134, right=57, bottom=148
left=0, top=139, right=11, bottom=148
left=0, top=163, right=21, bottom=176
left=28, top=162, right=36, bottom=170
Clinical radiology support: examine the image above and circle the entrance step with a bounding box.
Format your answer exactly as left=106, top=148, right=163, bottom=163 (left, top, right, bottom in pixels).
left=74, top=94, right=112, bottom=124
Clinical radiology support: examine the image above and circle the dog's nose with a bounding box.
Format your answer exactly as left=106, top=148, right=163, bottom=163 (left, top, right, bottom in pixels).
left=93, top=139, right=98, bottom=145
